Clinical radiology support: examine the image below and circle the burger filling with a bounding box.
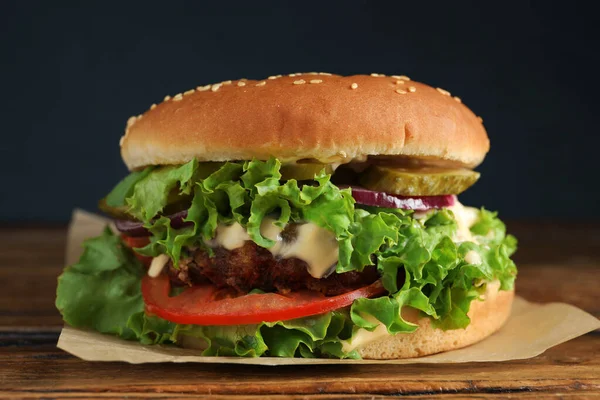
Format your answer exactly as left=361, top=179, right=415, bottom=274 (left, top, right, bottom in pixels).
left=56, top=158, right=517, bottom=358
left=168, top=242, right=380, bottom=296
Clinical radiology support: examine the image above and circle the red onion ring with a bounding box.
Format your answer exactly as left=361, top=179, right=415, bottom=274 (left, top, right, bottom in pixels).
left=115, top=210, right=191, bottom=237
left=342, top=186, right=455, bottom=210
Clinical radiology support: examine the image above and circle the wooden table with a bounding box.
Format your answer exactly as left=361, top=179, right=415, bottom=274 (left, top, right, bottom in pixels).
left=1, top=222, right=599, bottom=399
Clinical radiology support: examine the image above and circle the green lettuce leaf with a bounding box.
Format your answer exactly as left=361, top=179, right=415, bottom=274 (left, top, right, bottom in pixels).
left=133, top=159, right=358, bottom=271
left=127, top=159, right=198, bottom=222
left=57, top=158, right=518, bottom=358
left=105, top=167, right=154, bottom=208
left=56, top=228, right=358, bottom=357
left=56, top=227, right=147, bottom=339
left=175, top=311, right=359, bottom=358
left=127, top=312, right=176, bottom=345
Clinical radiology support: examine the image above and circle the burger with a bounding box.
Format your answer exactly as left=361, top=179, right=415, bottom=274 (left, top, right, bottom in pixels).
left=56, top=73, right=517, bottom=359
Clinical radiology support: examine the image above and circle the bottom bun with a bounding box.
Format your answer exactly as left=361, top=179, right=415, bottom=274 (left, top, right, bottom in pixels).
left=357, top=283, right=514, bottom=359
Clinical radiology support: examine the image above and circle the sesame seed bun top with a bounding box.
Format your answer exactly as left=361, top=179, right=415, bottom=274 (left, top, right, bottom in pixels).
left=120, top=73, right=490, bottom=170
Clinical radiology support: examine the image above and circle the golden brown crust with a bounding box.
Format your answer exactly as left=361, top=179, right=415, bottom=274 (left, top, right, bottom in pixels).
left=357, top=286, right=514, bottom=359
left=120, top=73, right=489, bottom=170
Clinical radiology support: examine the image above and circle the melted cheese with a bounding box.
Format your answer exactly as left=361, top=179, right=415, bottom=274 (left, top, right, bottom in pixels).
left=260, top=218, right=339, bottom=279
left=148, top=254, right=169, bottom=278
left=447, top=200, right=480, bottom=243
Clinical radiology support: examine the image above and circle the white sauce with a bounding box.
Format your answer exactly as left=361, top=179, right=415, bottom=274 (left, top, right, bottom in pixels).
left=412, top=210, right=433, bottom=220
left=341, top=315, right=389, bottom=353
left=447, top=200, right=480, bottom=243
left=464, top=250, right=482, bottom=265
left=209, top=222, right=250, bottom=250
left=147, top=254, right=169, bottom=278
left=260, top=218, right=339, bottom=279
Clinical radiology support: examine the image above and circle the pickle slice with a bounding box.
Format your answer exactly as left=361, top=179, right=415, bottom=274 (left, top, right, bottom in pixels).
left=98, top=198, right=131, bottom=219
left=280, top=163, right=333, bottom=180
left=359, top=166, right=480, bottom=196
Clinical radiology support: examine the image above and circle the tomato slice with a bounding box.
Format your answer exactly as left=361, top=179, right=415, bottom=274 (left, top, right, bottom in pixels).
left=121, top=235, right=152, bottom=266
left=121, top=234, right=150, bottom=248
left=142, top=274, right=386, bottom=325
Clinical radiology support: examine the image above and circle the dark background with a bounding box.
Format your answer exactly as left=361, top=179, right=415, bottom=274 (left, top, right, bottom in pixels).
left=2, top=1, right=598, bottom=222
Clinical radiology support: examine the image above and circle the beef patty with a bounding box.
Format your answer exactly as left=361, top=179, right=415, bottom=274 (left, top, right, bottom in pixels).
left=167, top=241, right=379, bottom=296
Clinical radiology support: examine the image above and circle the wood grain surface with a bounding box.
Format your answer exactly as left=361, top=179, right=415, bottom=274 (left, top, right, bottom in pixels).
left=0, top=222, right=599, bottom=399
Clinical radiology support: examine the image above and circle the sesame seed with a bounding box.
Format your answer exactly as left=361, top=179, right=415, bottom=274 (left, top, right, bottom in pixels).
left=370, top=73, right=381, bottom=77
left=453, top=96, right=462, bottom=103
left=477, top=116, right=484, bottom=123
left=351, top=83, right=358, bottom=89
left=338, top=150, right=348, bottom=158
left=408, top=86, right=416, bottom=93
left=222, top=80, right=232, bottom=85
left=268, top=76, right=278, bottom=80
left=276, top=74, right=283, bottom=78
left=436, top=87, right=451, bottom=96
left=293, top=79, right=306, bottom=85
left=395, top=89, right=407, bottom=94
left=395, top=80, right=405, bottom=85
left=163, top=95, right=171, bottom=101
left=173, top=93, right=183, bottom=101
left=289, top=73, right=297, bottom=77
left=237, top=81, right=246, bottom=87
left=137, top=114, right=142, bottom=120
left=211, top=83, right=221, bottom=92
left=256, top=81, right=266, bottom=86
left=319, top=72, right=332, bottom=76
left=150, top=103, right=157, bottom=110
left=184, top=89, right=195, bottom=96
left=392, top=75, right=411, bottom=81
left=309, top=79, right=323, bottom=84
left=119, top=135, right=125, bottom=146
left=197, top=85, right=211, bottom=92
left=127, top=116, right=137, bottom=127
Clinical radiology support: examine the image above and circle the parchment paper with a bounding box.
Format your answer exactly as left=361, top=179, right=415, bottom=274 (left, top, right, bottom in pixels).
left=57, top=209, right=600, bottom=365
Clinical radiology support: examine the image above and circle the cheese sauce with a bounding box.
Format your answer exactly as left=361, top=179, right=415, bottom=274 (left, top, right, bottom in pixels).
left=210, top=222, right=250, bottom=250
left=260, top=218, right=339, bottom=279
left=147, top=254, right=169, bottom=277
left=447, top=200, right=480, bottom=243
left=464, top=250, right=482, bottom=265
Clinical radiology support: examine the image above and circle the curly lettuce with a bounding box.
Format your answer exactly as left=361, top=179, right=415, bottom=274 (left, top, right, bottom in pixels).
left=56, top=228, right=358, bottom=357
left=57, top=158, right=518, bottom=358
